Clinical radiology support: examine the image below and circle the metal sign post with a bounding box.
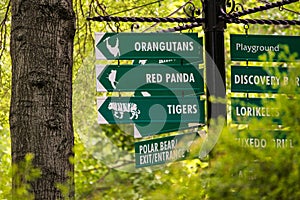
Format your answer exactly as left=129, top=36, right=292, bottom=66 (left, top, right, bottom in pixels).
left=203, top=0, right=227, bottom=124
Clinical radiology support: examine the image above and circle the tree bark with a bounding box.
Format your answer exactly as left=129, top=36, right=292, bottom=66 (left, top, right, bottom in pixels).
left=10, top=0, right=75, bottom=199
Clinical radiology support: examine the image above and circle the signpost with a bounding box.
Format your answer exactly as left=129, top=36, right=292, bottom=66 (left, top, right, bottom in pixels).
left=96, top=64, right=204, bottom=94
left=230, top=34, right=300, bottom=62
left=135, top=132, right=198, bottom=168
left=97, top=96, right=205, bottom=124
left=94, top=32, right=206, bottom=168
left=230, top=35, right=299, bottom=155
left=231, top=66, right=300, bottom=93
left=89, top=0, right=300, bottom=168
left=231, top=97, right=280, bottom=124
left=95, top=32, right=203, bottom=60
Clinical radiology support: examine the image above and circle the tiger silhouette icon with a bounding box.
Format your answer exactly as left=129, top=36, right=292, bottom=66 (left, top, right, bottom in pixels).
left=108, top=102, right=140, bottom=120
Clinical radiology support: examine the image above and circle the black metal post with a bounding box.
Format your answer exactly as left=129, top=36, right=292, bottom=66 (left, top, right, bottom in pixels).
left=203, top=0, right=227, bottom=124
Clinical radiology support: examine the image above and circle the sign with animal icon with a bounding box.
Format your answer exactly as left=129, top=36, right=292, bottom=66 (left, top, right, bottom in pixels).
left=95, top=64, right=204, bottom=94
left=95, top=32, right=203, bottom=60
left=97, top=96, right=205, bottom=124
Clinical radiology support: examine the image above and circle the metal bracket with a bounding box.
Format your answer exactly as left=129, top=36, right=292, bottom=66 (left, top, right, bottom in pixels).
left=221, top=0, right=300, bottom=26
left=183, top=2, right=202, bottom=18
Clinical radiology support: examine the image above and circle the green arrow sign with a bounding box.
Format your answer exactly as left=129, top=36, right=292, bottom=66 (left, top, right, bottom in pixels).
left=97, top=96, right=205, bottom=124
left=230, top=34, right=300, bottom=62
left=231, top=66, right=300, bottom=93
left=96, top=64, right=204, bottom=94
left=231, top=97, right=280, bottom=124
left=135, top=132, right=197, bottom=168
left=95, top=32, right=203, bottom=60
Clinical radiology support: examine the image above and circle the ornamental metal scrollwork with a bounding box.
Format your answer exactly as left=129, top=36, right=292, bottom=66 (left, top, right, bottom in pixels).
left=184, top=2, right=202, bottom=18
left=225, top=0, right=245, bottom=14
left=131, top=23, right=140, bottom=32
left=225, top=0, right=235, bottom=14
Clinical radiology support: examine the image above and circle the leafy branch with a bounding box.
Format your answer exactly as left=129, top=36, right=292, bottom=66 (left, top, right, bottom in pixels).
left=0, top=0, right=11, bottom=61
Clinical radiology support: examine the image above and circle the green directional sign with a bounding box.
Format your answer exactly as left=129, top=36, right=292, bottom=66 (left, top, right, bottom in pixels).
left=95, top=32, right=203, bottom=60
left=231, top=66, right=300, bottom=93
left=231, top=97, right=280, bottom=124
left=97, top=96, right=205, bottom=124
left=230, top=34, right=300, bottom=62
left=96, top=64, right=204, bottom=94
left=235, top=130, right=294, bottom=149
left=135, top=132, right=198, bottom=168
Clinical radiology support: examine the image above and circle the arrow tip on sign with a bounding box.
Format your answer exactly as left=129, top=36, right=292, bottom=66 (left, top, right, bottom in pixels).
left=95, top=32, right=108, bottom=60
left=134, top=125, right=142, bottom=138
left=97, top=97, right=109, bottom=124
left=96, top=65, right=108, bottom=92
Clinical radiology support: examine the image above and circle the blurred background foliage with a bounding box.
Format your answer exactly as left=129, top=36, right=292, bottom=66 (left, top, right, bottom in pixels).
left=1, top=0, right=300, bottom=199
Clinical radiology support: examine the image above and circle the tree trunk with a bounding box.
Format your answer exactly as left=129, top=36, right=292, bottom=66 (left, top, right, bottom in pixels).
left=10, top=0, right=75, bottom=199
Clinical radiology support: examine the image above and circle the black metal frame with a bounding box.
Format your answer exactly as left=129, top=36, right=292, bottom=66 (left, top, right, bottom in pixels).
left=87, top=0, right=300, bottom=31
left=88, top=0, right=299, bottom=124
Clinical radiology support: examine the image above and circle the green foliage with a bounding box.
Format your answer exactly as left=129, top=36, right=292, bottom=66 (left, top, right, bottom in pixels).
left=66, top=0, right=300, bottom=199
left=0, top=0, right=11, bottom=198
left=205, top=110, right=300, bottom=199
left=0, top=60, right=10, bottom=127
left=0, top=127, right=11, bottom=199
left=1, top=0, right=300, bottom=199
left=56, top=173, right=74, bottom=200
left=0, top=0, right=11, bottom=129
left=147, top=160, right=209, bottom=200
left=11, top=154, right=41, bottom=200
left=74, top=138, right=109, bottom=199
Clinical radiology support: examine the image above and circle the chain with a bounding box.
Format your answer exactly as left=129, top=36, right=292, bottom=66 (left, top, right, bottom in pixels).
left=88, top=0, right=299, bottom=30
left=87, top=16, right=200, bottom=23
left=221, top=1, right=300, bottom=26
left=157, top=21, right=203, bottom=32
left=227, top=0, right=298, bottom=18
left=227, top=18, right=300, bottom=25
